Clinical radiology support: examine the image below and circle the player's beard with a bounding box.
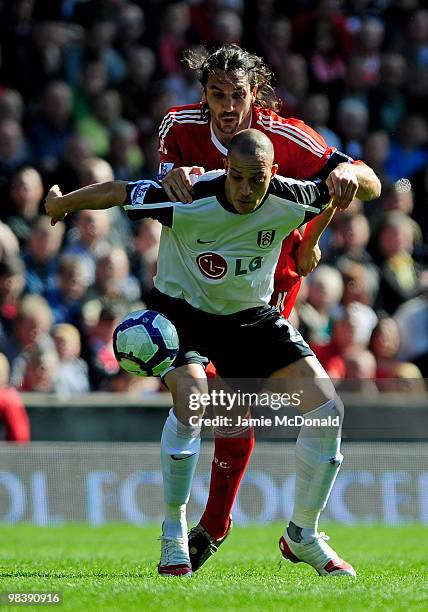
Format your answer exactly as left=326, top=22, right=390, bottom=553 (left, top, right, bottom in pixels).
left=216, top=114, right=240, bottom=134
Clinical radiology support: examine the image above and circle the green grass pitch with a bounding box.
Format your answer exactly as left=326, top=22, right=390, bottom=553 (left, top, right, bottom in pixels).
left=0, top=524, right=427, bottom=611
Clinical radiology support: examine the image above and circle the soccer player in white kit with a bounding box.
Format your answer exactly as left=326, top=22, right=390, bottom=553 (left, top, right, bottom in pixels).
left=45, top=129, right=360, bottom=578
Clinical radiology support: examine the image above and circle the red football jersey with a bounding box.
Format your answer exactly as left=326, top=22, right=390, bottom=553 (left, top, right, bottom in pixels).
left=159, top=103, right=336, bottom=179
left=158, top=104, right=339, bottom=316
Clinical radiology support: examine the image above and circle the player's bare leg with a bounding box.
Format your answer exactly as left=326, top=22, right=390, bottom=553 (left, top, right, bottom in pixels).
left=268, top=356, right=356, bottom=577
left=158, top=364, right=207, bottom=577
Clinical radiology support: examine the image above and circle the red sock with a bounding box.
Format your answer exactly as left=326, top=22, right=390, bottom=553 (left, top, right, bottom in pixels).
left=200, top=427, right=255, bottom=539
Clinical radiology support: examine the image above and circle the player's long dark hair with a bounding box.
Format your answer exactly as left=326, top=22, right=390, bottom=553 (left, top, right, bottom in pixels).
left=183, top=44, right=280, bottom=117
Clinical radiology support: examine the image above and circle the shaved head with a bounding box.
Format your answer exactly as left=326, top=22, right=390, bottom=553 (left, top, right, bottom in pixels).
left=228, top=129, right=274, bottom=163
left=225, top=129, right=277, bottom=214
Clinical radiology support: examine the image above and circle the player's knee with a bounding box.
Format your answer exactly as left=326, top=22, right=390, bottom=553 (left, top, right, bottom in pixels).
left=309, top=397, right=344, bottom=425
left=168, top=367, right=208, bottom=419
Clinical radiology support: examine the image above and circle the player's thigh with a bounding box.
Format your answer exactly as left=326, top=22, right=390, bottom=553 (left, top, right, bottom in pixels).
left=268, top=355, right=336, bottom=414
left=164, top=363, right=208, bottom=424
left=225, top=308, right=337, bottom=413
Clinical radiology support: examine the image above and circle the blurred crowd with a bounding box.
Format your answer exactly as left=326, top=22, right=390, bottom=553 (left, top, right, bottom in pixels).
left=0, top=0, right=427, bottom=405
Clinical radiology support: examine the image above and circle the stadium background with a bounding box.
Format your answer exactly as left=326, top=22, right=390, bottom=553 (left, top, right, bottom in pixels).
left=0, top=0, right=427, bottom=529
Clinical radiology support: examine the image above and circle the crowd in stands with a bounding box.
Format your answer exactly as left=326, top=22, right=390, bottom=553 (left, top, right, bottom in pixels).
left=0, top=0, right=427, bottom=406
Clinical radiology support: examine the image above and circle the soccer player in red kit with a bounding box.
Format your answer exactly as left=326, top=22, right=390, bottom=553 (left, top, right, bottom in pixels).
left=157, top=45, right=381, bottom=571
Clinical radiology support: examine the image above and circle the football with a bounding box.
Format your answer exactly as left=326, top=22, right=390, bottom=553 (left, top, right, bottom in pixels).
left=113, top=309, right=179, bottom=377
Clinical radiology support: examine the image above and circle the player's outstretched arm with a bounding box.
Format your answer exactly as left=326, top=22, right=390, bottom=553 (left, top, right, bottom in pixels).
left=44, top=181, right=128, bottom=226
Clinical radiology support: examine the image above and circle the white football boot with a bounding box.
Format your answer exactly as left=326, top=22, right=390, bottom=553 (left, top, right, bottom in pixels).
left=158, top=530, right=193, bottom=577
left=279, top=529, right=356, bottom=577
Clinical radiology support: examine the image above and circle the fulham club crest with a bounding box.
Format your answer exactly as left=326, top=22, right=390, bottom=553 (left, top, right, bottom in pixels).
left=257, top=230, right=276, bottom=249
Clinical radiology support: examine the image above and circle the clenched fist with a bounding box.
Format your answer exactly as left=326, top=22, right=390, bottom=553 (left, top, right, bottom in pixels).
left=326, top=163, right=359, bottom=210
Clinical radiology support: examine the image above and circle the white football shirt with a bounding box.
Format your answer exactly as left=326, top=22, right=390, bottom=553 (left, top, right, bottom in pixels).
left=123, top=172, right=329, bottom=315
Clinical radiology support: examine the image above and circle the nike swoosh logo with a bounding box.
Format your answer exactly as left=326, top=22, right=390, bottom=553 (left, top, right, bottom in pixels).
left=197, top=239, right=216, bottom=244
left=171, top=453, right=197, bottom=460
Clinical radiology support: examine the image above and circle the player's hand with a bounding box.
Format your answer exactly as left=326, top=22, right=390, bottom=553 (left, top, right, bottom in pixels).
left=325, top=163, right=359, bottom=210
left=162, top=166, right=205, bottom=203
left=44, top=185, right=66, bottom=226
left=296, top=240, right=321, bottom=276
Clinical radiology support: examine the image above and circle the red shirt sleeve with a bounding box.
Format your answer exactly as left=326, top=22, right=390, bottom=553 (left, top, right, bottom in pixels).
left=0, top=387, right=30, bottom=443
left=158, top=130, right=182, bottom=166
left=158, top=109, right=184, bottom=166
left=281, top=121, right=336, bottom=179
left=256, top=111, right=336, bottom=180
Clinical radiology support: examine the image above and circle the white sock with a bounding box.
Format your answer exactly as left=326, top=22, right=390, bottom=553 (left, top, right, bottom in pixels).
left=161, top=408, right=201, bottom=538
left=290, top=399, right=343, bottom=541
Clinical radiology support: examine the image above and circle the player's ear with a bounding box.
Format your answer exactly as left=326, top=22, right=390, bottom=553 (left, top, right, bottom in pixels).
left=251, top=86, right=258, bottom=103
left=271, top=163, right=279, bottom=177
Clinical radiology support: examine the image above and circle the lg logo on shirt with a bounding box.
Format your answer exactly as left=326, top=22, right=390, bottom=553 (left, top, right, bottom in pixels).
left=235, top=257, right=262, bottom=275
left=196, top=252, right=263, bottom=279
left=197, top=253, right=228, bottom=279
